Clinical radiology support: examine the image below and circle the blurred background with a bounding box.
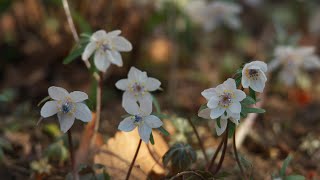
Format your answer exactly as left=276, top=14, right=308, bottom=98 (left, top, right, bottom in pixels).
left=0, top=0, right=320, bottom=179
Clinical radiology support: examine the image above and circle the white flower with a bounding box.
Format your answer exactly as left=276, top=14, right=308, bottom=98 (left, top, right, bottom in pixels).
left=82, top=30, right=132, bottom=72
left=185, top=0, right=241, bottom=32
left=200, top=78, right=246, bottom=120
left=115, top=66, right=161, bottom=110
left=40, top=86, right=92, bottom=133
left=198, top=108, right=239, bottom=136
left=241, top=61, right=268, bottom=93
left=269, top=46, right=320, bottom=86
left=118, top=98, right=163, bottom=143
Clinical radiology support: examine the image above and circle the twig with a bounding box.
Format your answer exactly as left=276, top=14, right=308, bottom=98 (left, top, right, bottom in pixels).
left=169, top=170, right=206, bottom=180
left=213, top=124, right=229, bottom=175
left=67, top=130, right=78, bottom=180
left=61, top=0, right=79, bottom=42
left=125, top=139, right=142, bottom=180
left=207, top=133, right=225, bottom=171
left=187, top=118, right=209, bottom=164
left=233, top=129, right=247, bottom=179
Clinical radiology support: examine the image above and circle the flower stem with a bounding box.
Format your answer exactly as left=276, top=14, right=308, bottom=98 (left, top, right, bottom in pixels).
left=61, top=0, right=79, bottom=42
left=213, top=125, right=229, bottom=175
left=125, top=139, right=142, bottom=180
left=187, top=118, right=209, bottom=164
left=207, top=133, right=224, bottom=171
left=233, top=129, right=247, bottom=179
left=94, top=73, right=103, bottom=134
left=67, top=130, right=78, bottom=180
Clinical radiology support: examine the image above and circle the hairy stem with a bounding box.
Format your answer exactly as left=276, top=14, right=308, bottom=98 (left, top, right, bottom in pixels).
left=92, top=73, right=103, bottom=144
left=233, top=129, right=247, bottom=179
left=207, top=133, right=225, bottom=171
left=126, top=139, right=142, bottom=180
left=213, top=125, right=229, bottom=175
left=169, top=170, right=206, bottom=180
left=187, top=118, right=209, bottom=164
left=67, top=130, right=78, bottom=180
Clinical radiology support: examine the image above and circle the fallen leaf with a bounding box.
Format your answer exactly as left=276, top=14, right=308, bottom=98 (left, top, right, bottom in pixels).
left=94, top=129, right=169, bottom=180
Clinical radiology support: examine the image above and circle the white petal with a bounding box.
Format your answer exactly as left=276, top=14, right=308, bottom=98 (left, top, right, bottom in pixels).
left=234, top=89, right=246, bottom=101
left=210, top=107, right=225, bottom=119
left=251, top=61, right=268, bottom=72
left=57, top=113, right=75, bottom=133
left=198, top=108, right=211, bottom=119
left=112, top=36, right=132, bottom=52
left=41, top=101, right=58, bottom=118
left=91, top=30, right=107, bottom=41
left=241, top=74, right=250, bottom=88
left=82, top=42, right=96, bottom=61
left=48, top=86, right=69, bottom=100
left=250, top=79, right=265, bottom=92
left=201, top=88, right=217, bottom=100
left=144, top=115, right=163, bottom=128
left=74, top=103, right=92, bottom=122
left=223, top=78, right=237, bottom=90
left=69, top=91, right=88, bottom=102
left=138, top=124, right=152, bottom=143
left=215, top=118, right=228, bottom=136
left=122, top=92, right=139, bottom=115
left=229, top=113, right=240, bottom=125
left=128, top=66, right=143, bottom=81
left=229, top=102, right=241, bottom=113
left=138, top=93, right=153, bottom=116
left=115, top=79, right=129, bottom=91
left=107, top=30, right=121, bottom=37
left=94, top=51, right=110, bottom=72
left=207, top=98, right=218, bottom=109
left=118, top=116, right=136, bottom=132
left=145, top=77, right=161, bottom=91
left=107, top=51, right=123, bottom=66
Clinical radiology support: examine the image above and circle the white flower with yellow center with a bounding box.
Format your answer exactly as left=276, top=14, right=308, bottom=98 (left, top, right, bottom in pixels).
left=185, top=0, right=241, bottom=32
left=241, top=61, right=268, bottom=93
left=200, top=78, right=246, bottom=120
left=40, top=86, right=92, bottom=133
left=269, top=46, right=320, bottom=86
left=82, top=30, right=132, bottom=72
left=118, top=99, right=163, bottom=143
left=115, top=66, right=161, bottom=109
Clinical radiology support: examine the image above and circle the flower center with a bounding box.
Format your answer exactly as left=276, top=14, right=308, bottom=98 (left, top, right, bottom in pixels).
left=219, top=92, right=233, bottom=108
left=246, top=69, right=259, bottom=80
left=133, top=115, right=143, bottom=126
left=61, top=102, right=73, bottom=113
left=101, top=43, right=112, bottom=52
left=131, top=82, right=145, bottom=96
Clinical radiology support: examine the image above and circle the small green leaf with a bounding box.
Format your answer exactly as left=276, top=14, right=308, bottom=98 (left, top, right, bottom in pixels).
left=284, top=175, right=305, bottom=180
left=150, top=132, right=155, bottom=145
left=216, top=117, right=221, bottom=128
left=37, top=96, right=51, bottom=107
left=242, top=107, right=266, bottom=114
left=249, top=87, right=256, bottom=101
left=228, top=122, right=236, bottom=138
left=241, top=96, right=256, bottom=105
left=152, top=95, right=161, bottom=113
left=157, top=126, right=170, bottom=136
left=63, top=45, right=85, bottom=64
left=280, top=155, right=292, bottom=177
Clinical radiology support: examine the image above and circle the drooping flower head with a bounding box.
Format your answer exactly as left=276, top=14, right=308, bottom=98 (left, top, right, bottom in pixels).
left=241, top=61, right=268, bottom=92
left=82, top=30, right=132, bottom=72
left=40, top=86, right=92, bottom=133
left=269, top=46, right=320, bottom=86
left=201, top=78, right=246, bottom=120
left=185, top=0, right=242, bottom=32
left=118, top=98, right=163, bottom=143
left=115, top=67, right=161, bottom=109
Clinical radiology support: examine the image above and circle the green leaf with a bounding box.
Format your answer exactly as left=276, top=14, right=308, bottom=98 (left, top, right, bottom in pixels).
left=280, top=155, right=292, bottom=177
left=72, top=11, right=92, bottom=33
left=242, top=107, right=266, bottom=114
left=37, top=96, right=51, bottom=107
left=228, top=122, right=236, bottom=138
left=152, top=95, right=161, bottom=113
left=157, top=126, right=170, bottom=136
left=216, top=117, right=221, bottom=128
left=241, top=96, right=256, bottom=105
left=63, top=45, right=85, bottom=64
left=150, top=132, right=155, bottom=145
left=249, top=87, right=256, bottom=101
left=284, top=175, right=305, bottom=180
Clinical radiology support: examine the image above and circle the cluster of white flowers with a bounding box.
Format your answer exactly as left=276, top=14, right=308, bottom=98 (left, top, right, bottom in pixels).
left=40, top=86, right=92, bottom=133
left=116, top=67, right=163, bottom=143
left=185, top=0, right=242, bottom=32
left=82, top=30, right=132, bottom=72
left=269, top=46, right=320, bottom=86
left=199, top=61, right=268, bottom=135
